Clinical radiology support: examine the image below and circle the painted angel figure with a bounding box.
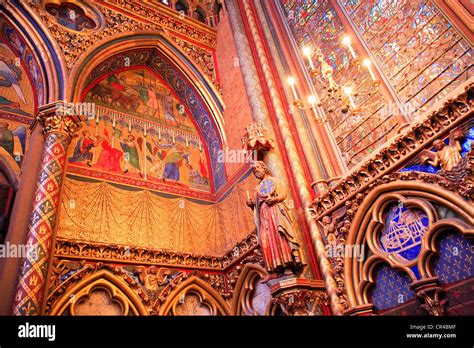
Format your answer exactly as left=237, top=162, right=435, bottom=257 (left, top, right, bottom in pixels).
left=420, top=128, right=464, bottom=171
left=0, top=46, right=26, bottom=109
left=0, top=121, right=26, bottom=164
left=246, top=161, right=303, bottom=282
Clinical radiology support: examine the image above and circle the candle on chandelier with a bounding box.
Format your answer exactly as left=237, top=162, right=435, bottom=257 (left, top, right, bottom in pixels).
left=344, top=87, right=356, bottom=108
left=308, top=95, right=322, bottom=123
left=363, top=59, right=377, bottom=81
left=343, top=35, right=356, bottom=59
left=302, top=47, right=315, bottom=70
left=288, top=77, right=299, bottom=100
left=143, top=123, right=147, bottom=137
left=112, top=115, right=116, bottom=128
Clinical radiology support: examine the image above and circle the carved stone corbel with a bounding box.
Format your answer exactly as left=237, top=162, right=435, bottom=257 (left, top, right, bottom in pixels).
left=410, top=277, right=448, bottom=316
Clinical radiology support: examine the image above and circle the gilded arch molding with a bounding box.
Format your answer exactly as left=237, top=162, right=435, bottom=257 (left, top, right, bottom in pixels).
left=231, top=264, right=269, bottom=315
left=159, top=276, right=231, bottom=315
left=344, top=180, right=473, bottom=309
left=49, top=269, right=149, bottom=316
left=2, top=1, right=65, bottom=103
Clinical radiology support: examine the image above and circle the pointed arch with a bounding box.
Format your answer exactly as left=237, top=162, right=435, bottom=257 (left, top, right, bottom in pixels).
left=159, top=276, right=231, bottom=315
left=67, top=33, right=228, bottom=190
left=49, top=269, right=149, bottom=316
left=1, top=1, right=66, bottom=104
left=345, top=180, right=474, bottom=308
left=231, top=264, right=270, bottom=315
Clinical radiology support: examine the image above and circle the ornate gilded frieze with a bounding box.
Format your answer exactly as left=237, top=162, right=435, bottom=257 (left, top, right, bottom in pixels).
left=25, top=1, right=219, bottom=88
left=54, top=231, right=259, bottom=271
left=102, top=0, right=217, bottom=48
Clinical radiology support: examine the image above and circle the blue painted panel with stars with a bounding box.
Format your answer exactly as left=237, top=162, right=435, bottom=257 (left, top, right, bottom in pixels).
left=432, top=232, right=474, bottom=284
left=370, top=264, right=415, bottom=311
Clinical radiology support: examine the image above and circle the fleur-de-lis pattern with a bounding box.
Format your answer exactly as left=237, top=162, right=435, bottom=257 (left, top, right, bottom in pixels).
left=369, top=264, right=415, bottom=311
left=12, top=133, right=70, bottom=315
left=433, top=232, right=474, bottom=284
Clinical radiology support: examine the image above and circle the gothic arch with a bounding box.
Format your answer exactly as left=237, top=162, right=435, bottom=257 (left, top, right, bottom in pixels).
left=67, top=33, right=228, bottom=190
left=49, top=269, right=149, bottom=316
left=159, top=276, right=231, bottom=315
left=2, top=2, right=65, bottom=104
left=231, top=264, right=270, bottom=315
left=344, top=180, right=474, bottom=308
left=68, top=33, right=224, bottom=133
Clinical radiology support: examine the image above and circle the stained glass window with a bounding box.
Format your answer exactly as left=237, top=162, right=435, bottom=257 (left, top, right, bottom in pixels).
left=280, top=0, right=398, bottom=167
left=342, top=0, right=473, bottom=117
left=280, top=0, right=473, bottom=168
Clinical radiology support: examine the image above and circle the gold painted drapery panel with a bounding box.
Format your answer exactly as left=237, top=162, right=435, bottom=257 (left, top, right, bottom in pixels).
left=57, top=174, right=256, bottom=256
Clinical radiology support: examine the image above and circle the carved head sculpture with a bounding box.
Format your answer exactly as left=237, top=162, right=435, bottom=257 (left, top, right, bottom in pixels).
left=252, top=161, right=271, bottom=180
left=433, top=139, right=445, bottom=151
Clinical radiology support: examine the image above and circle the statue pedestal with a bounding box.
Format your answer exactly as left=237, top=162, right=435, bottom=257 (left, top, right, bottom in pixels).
left=268, top=276, right=328, bottom=315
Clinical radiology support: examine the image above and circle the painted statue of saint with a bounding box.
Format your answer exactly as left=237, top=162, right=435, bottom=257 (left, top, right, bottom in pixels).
left=421, top=129, right=464, bottom=171
left=246, top=161, right=303, bottom=282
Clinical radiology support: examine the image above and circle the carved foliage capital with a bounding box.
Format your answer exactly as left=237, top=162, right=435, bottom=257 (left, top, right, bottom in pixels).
left=37, top=102, right=82, bottom=139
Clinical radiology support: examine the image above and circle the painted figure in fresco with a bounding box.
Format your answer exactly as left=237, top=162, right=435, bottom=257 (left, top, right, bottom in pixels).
left=6, top=31, right=24, bottom=56
left=96, top=130, right=123, bottom=172
left=146, top=139, right=168, bottom=180
left=69, top=130, right=100, bottom=166
left=0, top=48, right=26, bottom=109
left=121, top=134, right=141, bottom=175
left=163, top=144, right=190, bottom=182
left=421, top=129, right=464, bottom=171
left=46, top=3, right=95, bottom=31
left=162, top=91, right=178, bottom=127
left=176, top=103, right=187, bottom=126
left=187, top=164, right=209, bottom=186
left=146, top=84, right=160, bottom=119
left=0, top=121, right=26, bottom=163
left=246, top=161, right=303, bottom=281
left=26, top=56, right=41, bottom=86
left=134, top=81, right=149, bottom=112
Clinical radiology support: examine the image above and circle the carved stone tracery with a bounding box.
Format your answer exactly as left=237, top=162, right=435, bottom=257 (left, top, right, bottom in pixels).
left=309, top=83, right=473, bottom=315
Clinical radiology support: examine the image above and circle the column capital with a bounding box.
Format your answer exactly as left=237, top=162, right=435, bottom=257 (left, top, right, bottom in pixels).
left=35, top=101, right=82, bottom=138
left=269, top=276, right=328, bottom=315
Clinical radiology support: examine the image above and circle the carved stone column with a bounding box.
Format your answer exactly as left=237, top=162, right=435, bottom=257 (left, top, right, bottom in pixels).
left=12, top=102, right=81, bottom=315
left=269, top=278, right=328, bottom=315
